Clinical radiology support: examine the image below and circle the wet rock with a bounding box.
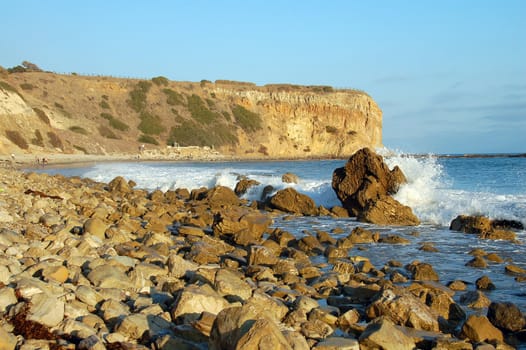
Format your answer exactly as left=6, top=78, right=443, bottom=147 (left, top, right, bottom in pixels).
left=269, top=188, right=318, bottom=216
left=332, top=148, right=407, bottom=215
left=282, top=172, right=300, bottom=184
left=466, top=256, right=488, bottom=268
left=377, top=234, right=410, bottom=244
left=204, top=186, right=240, bottom=209
left=358, top=196, right=420, bottom=226
left=487, top=302, right=526, bottom=332
left=505, top=264, right=526, bottom=275
left=460, top=290, right=491, bottom=309
left=406, top=261, right=439, bottom=281
left=450, top=215, right=517, bottom=241
left=366, top=288, right=439, bottom=331
left=234, top=178, right=260, bottom=196
left=358, top=317, right=416, bottom=350
left=212, top=208, right=272, bottom=245
left=460, top=314, right=503, bottom=343
left=476, top=275, right=496, bottom=290
left=419, top=242, right=439, bottom=252
left=448, top=280, right=467, bottom=291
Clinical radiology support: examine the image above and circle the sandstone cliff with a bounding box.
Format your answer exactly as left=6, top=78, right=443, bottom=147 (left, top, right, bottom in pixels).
left=0, top=71, right=382, bottom=158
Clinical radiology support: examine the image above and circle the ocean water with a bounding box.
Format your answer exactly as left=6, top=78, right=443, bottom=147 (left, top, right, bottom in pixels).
left=34, top=152, right=526, bottom=312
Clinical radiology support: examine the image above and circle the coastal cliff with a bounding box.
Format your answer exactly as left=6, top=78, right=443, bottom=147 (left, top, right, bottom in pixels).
left=0, top=70, right=382, bottom=158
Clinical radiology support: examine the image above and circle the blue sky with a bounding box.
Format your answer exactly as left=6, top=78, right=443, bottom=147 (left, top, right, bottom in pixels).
left=1, top=0, right=525, bottom=154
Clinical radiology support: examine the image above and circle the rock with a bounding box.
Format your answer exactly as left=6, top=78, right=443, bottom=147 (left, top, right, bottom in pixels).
left=204, top=186, right=240, bottom=208
left=172, top=284, right=230, bottom=323
left=313, top=337, right=360, bottom=350
left=212, top=208, right=272, bottom=245
left=332, top=148, right=407, bottom=215
left=283, top=330, right=310, bottom=350
left=466, top=256, right=488, bottom=268
left=460, top=290, right=491, bottom=309
left=41, top=265, right=69, bottom=283
left=358, top=318, right=416, bottom=350
left=300, top=319, right=334, bottom=340
left=87, top=265, right=132, bottom=289
left=487, top=302, right=525, bottom=332
left=460, top=314, right=503, bottom=343
left=450, top=215, right=517, bottom=241
left=269, top=188, right=318, bottom=215
left=245, top=292, right=289, bottom=323
left=214, top=269, right=253, bottom=302
left=108, top=176, right=132, bottom=193
left=115, top=313, right=173, bottom=340
left=343, top=227, right=378, bottom=244
left=505, top=264, right=526, bottom=275
left=209, top=304, right=291, bottom=350
left=282, top=172, right=300, bottom=184
left=234, top=178, right=260, bottom=196
left=406, top=261, right=439, bottom=281
left=476, top=275, right=495, bottom=290
left=0, top=288, right=17, bottom=312
left=78, top=335, right=106, bottom=350
left=83, top=217, right=108, bottom=239
left=358, top=195, right=420, bottom=226
left=366, top=288, right=439, bottom=332
left=167, top=253, right=199, bottom=278
left=0, top=326, right=17, bottom=350
left=448, top=280, right=467, bottom=291
left=248, top=245, right=278, bottom=266
left=27, top=292, right=65, bottom=327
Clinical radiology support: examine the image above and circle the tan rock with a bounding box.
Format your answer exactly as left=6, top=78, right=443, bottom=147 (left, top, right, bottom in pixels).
left=41, top=265, right=69, bottom=283
left=358, top=195, right=420, bottom=226
left=359, top=318, right=416, bottom=350
left=0, top=325, right=17, bottom=350
left=27, top=292, right=65, bottom=327
left=269, top=188, right=318, bottom=216
left=87, top=265, right=132, bottom=289
left=460, top=314, right=503, bottom=343
left=171, top=284, right=230, bottom=323
left=83, top=217, right=108, bottom=239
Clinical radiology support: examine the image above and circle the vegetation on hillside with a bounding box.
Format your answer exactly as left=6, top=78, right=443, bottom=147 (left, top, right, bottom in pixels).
left=128, top=81, right=152, bottom=112
left=232, top=104, right=262, bottom=132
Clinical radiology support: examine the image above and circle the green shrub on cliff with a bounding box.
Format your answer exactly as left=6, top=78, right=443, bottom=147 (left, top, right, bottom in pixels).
left=232, top=104, right=262, bottom=132
left=47, top=131, right=63, bottom=149
left=100, top=113, right=129, bottom=131
left=138, top=111, right=164, bottom=135
left=69, top=126, right=88, bottom=135
left=31, top=130, right=44, bottom=147
left=187, top=94, right=220, bottom=124
left=163, top=88, right=185, bottom=106
left=152, top=76, right=169, bottom=86
left=98, top=125, right=119, bottom=139
left=138, top=134, right=159, bottom=145
left=167, top=120, right=237, bottom=148
left=128, top=80, right=152, bottom=112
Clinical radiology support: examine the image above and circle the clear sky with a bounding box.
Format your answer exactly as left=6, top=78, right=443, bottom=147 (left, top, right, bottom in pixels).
left=1, top=0, right=525, bottom=154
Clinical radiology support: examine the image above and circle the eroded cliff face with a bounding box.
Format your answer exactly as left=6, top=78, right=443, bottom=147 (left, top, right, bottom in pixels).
left=211, top=87, right=382, bottom=158
left=0, top=72, right=382, bottom=158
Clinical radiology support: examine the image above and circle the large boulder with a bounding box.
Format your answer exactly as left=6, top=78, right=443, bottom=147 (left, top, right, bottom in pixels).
left=269, top=188, right=318, bottom=216
left=487, top=302, right=525, bottom=332
left=332, top=148, right=418, bottom=225
left=209, top=304, right=291, bottom=350
left=332, top=148, right=406, bottom=216
left=460, top=314, right=503, bottom=343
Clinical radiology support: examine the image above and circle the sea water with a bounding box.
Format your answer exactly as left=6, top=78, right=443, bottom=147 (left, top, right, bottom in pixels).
left=34, top=153, right=526, bottom=311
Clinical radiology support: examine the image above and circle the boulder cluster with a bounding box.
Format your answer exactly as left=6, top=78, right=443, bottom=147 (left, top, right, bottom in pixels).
left=0, top=151, right=524, bottom=349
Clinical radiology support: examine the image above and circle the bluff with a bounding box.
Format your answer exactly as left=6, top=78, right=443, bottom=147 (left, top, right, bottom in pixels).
left=0, top=70, right=382, bottom=158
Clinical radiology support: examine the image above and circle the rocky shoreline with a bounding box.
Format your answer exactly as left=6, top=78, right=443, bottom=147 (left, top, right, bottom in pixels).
left=0, top=151, right=525, bottom=349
